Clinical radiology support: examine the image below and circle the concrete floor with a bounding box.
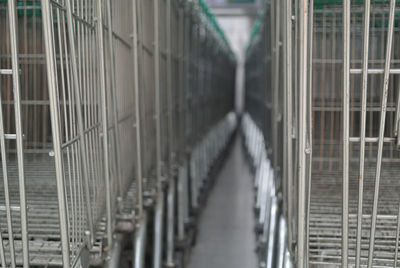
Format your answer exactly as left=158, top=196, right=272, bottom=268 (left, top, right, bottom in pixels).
left=188, top=136, right=257, bottom=268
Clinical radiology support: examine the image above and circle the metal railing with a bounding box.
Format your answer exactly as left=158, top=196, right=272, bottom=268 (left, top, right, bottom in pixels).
left=0, top=0, right=236, bottom=267
left=245, top=0, right=400, bottom=267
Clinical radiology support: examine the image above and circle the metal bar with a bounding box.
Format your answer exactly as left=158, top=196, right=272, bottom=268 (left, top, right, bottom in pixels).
left=306, top=1, right=314, bottom=265
left=165, top=0, right=175, bottom=263
left=132, top=0, right=143, bottom=218
left=65, top=0, right=94, bottom=247
left=0, top=229, right=6, bottom=268
left=96, top=0, right=112, bottom=247
left=106, top=236, right=122, bottom=268
left=350, top=69, right=400, bottom=74
left=40, top=0, right=71, bottom=266
left=0, top=69, right=13, bottom=75
left=134, top=211, right=148, bottom=268
left=349, top=137, right=396, bottom=143
left=106, top=0, right=123, bottom=198
left=272, top=0, right=280, bottom=190
left=368, top=1, right=396, bottom=267
left=356, top=0, right=371, bottom=268
left=266, top=197, right=278, bottom=268
left=0, top=31, right=17, bottom=268
left=153, top=190, right=164, bottom=268
left=285, top=0, right=293, bottom=253
left=342, top=0, right=351, bottom=266
left=177, top=165, right=186, bottom=240
left=7, top=1, right=29, bottom=266
left=153, top=0, right=163, bottom=267
left=297, top=1, right=309, bottom=267
left=166, top=175, right=175, bottom=267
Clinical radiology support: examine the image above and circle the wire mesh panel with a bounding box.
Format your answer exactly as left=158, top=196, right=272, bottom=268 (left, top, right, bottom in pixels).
left=0, top=0, right=236, bottom=267
left=309, top=1, right=400, bottom=267
left=245, top=0, right=400, bottom=267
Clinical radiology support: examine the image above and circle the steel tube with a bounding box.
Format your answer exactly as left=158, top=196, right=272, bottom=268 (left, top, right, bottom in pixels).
left=134, top=211, right=148, bottom=268
left=40, top=0, right=71, bottom=265
left=367, top=1, right=396, bottom=267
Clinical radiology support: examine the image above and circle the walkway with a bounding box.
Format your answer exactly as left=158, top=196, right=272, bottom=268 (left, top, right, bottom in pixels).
left=188, top=136, right=257, bottom=268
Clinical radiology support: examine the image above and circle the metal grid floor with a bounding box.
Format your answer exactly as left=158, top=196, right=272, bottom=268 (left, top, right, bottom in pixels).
left=309, top=162, right=400, bottom=267
left=0, top=157, right=138, bottom=267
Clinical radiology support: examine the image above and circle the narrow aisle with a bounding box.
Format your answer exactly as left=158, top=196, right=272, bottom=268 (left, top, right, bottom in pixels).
left=188, top=135, right=257, bottom=268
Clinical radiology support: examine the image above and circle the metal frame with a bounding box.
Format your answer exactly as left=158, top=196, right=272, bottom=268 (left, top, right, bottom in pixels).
left=245, top=0, right=400, bottom=267
left=0, top=0, right=236, bottom=267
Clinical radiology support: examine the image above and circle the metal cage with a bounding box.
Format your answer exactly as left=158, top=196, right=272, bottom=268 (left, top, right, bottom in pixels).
left=245, top=0, right=400, bottom=267
left=0, top=0, right=236, bottom=267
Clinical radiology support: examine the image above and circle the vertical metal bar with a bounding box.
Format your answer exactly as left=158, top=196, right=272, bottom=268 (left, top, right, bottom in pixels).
left=0, top=230, right=6, bottom=268
left=154, top=0, right=162, bottom=188
left=105, top=0, right=123, bottom=198
left=282, top=0, right=289, bottom=243
left=368, top=1, right=396, bottom=267
left=166, top=175, right=175, bottom=266
left=153, top=0, right=163, bottom=267
left=96, top=0, right=112, bottom=246
left=165, top=1, right=175, bottom=265
left=297, top=1, right=309, bottom=267
left=272, top=0, right=280, bottom=189
left=132, top=0, right=143, bottom=217
left=355, top=1, right=371, bottom=267
left=153, top=190, right=164, bottom=268
left=40, top=0, right=71, bottom=266
left=285, top=0, right=293, bottom=253
left=342, top=0, right=351, bottom=266
left=0, top=68, right=16, bottom=268
left=7, top=1, right=29, bottom=266
left=306, top=1, right=313, bottom=265
left=134, top=211, right=148, bottom=268
left=177, top=166, right=186, bottom=240
left=65, top=0, right=94, bottom=247
left=318, top=15, right=327, bottom=170
left=328, top=13, right=337, bottom=171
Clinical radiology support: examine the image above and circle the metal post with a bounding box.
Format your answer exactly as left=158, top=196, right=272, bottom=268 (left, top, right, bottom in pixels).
left=134, top=211, right=148, bottom=268
left=297, top=0, right=309, bottom=267
left=65, top=0, right=94, bottom=247
left=40, top=0, right=71, bottom=266
left=106, top=236, right=122, bottom=268
left=342, top=0, right=351, bottom=266
left=153, top=0, right=164, bottom=267
left=306, top=1, right=313, bottom=265
left=154, top=190, right=165, bottom=268
left=367, top=1, right=396, bottom=267
left=105, top=0, right=123, bottom=197
left=297, top=0, right=309, bottom=268
left=166, top=177, right=176, bottom=267
left=355, top=1, right=371, bottom=267
left=272, top=0, right=280, bottom=190
left=284, top=0, right=293, bottom=254
left=177, top=165, right=186, bottom=240
left=132, top=0, right=144, bottom=218
left=165, top=0, right=175, bottom=265
left=96, top=0, right=113, bottom=246
left=7, top=1, right=29, bottom=266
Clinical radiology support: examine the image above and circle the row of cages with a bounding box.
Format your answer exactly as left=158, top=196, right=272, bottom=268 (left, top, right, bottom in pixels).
left=245, top=0, right=400, bottom=267
left=0, top=0, right=236, bottom=267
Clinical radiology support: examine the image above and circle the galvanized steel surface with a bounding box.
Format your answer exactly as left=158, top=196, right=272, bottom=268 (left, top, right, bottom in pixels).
left=0, top=0, right=236, bottom=267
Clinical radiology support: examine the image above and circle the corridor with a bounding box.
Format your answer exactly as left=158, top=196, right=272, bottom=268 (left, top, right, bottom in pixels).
left=188, top=136, right=258, bottom=268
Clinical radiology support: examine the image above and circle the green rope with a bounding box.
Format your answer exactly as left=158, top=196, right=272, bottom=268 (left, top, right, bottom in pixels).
left=245, top=10, right=263, bottom=53
left=198, top=0, right=236, bottom=59
left=0, top=1, right=41, bottom=17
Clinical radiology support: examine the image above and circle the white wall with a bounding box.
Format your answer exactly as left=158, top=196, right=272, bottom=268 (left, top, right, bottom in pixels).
left=215, top=15, right=254, bottom=114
